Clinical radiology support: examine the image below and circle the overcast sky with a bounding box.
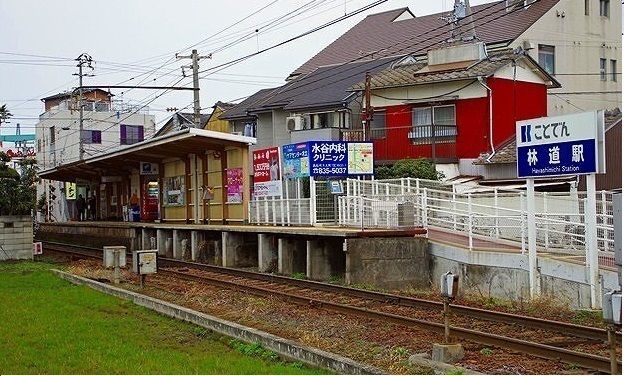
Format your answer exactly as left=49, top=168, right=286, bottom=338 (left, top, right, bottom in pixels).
left=0, top=0, right=491, bottom=138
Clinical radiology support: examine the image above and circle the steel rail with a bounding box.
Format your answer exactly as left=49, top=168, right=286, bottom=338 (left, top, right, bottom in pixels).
left=41, top=241, right=616, bottom=342
left=41, top=242, right=621, bottom=373
left=160, top=268, right=621, bottom=374
left=159, top=258, right=615, bottom=343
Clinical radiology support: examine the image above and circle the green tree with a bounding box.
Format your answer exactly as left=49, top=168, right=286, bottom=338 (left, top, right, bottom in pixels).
left=0, top=151, right=39, bottom=215
left=0, top=104, right=12, bottom=126
left=374, top=158, right=444, bottom=180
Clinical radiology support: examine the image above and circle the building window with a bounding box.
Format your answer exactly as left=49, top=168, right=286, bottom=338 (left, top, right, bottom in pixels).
left=81, top=130, right=102, bottom=144
left=599, top=0, right=609, bottom=17
left=538, top=45, right=555, bottom=75
left=611, top=59, right=617, bottom=81
left=37, top=139, right=41, bottom=152
left=600, top=58, right=607, bottom=81
left=410, top=105, right=457, bottom=142
left=49, top=126, right=55, bottom=145
left=584, top=0, right=589, bottom=15
left=370, top=111, right=386, bottom=139
left=120, top=124, right=144, bottom=145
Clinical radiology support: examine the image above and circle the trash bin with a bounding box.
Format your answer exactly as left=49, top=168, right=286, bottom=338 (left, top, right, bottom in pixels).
left=131, top=207, right=141, bottom=222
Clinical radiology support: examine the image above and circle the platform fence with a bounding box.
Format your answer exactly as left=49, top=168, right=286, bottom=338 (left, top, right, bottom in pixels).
left=339, top=178, right=615, bottom=256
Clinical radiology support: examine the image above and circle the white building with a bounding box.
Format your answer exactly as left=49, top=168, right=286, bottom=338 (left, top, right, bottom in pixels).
left=36, top=89, right=155, bottom=221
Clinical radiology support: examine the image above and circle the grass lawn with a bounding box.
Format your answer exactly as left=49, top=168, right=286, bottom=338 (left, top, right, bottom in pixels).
left=0, top=261, right=323, bottom=374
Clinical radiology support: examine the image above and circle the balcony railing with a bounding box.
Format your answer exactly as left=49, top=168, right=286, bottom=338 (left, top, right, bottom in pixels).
left=341, top=125, right=457, bottom=161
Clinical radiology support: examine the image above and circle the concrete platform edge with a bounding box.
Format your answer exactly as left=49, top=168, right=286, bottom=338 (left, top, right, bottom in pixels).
left=51, top=269, right=384, bottom=375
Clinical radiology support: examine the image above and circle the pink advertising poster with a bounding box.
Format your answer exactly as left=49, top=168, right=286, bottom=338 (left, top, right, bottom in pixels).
left=226, top=168, right=243, bottom=203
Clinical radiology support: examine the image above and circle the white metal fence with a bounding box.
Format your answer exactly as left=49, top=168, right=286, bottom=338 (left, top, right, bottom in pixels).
left=249, top=197, right=312, bottom=226
left=339, top=178, right=615, bottom=255
left=248, top=176, right=615, bottom=256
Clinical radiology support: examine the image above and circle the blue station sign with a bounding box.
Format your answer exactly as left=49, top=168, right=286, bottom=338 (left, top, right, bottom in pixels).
left=516, top=111, right=605, bottom=179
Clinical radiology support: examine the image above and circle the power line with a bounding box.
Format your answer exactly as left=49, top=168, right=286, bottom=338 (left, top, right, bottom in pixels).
left=249, top=0, right=514, bottom=106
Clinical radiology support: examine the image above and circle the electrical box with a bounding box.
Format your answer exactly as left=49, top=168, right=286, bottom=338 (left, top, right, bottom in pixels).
left=603, top=290, right=622, bottom=326
left=327, top=180, right=344, bottom=195
left=440, top=271, right=459, bottom=299
left=133, top=250, right=158, bottom=275
left=103, top=246, right=126, bottom=268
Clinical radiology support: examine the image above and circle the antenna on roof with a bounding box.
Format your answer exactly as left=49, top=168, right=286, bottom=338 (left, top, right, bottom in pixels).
left=444, top=0, right=478, bottom=42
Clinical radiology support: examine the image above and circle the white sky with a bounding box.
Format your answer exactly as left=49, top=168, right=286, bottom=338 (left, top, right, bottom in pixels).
left=0, top=0, right=490, bottom=138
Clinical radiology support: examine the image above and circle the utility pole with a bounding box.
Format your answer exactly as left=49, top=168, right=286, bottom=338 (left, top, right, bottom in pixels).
left=73, top=53, right=94, bottom=161
left=176, top=49, right=211, bottom=128
left=363, top=72, right=372, bottom=141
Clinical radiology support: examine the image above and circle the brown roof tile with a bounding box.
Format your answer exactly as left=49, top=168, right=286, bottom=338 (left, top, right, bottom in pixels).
left=290, top=0, right=559, bottom=78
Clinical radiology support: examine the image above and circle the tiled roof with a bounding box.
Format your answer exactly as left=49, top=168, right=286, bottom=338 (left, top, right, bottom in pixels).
left=473, top=137, right=517, bottom=165
left=290, top=0, right=558, bottom=78
left=351, top=49, right=559, bottom=91
left=219, top=88, right=280, bottom=120
left=155, top=112, right=210, bottom=137
left=212, top=101, right=236, bottom=110
left=249, top=57, right=394, bottom=112
left=41, top=89, right=112, bottom=101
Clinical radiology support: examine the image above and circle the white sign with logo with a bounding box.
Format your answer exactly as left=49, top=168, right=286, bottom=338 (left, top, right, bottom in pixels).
left=140, top=162, right=159, bottom=175
left=516, top=111, right=605, bottom=178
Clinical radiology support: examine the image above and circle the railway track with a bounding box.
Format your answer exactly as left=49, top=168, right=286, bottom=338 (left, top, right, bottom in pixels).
left=41, top=241, right=621, bottom=373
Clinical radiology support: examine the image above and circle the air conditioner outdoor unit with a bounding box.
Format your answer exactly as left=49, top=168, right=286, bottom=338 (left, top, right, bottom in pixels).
left=522, top=40, right=535, bottom=50
left=286, top=116, right=306, bottom=131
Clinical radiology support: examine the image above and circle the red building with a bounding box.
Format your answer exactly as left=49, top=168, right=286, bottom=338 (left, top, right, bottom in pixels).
left=352, top=42, right=559, bottom=176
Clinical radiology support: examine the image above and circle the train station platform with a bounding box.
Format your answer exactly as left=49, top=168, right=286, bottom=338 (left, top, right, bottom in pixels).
left=36, top=221, right=428, bottom=290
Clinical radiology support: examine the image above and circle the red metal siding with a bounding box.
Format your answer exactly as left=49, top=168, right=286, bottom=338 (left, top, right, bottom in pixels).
left=373, top=77, right=548, bottom=161
left=488, top=77, right=548, bottom=149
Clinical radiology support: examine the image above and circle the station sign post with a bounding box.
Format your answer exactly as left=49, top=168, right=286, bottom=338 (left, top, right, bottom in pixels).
left=516, top=111, right=605, bottom=307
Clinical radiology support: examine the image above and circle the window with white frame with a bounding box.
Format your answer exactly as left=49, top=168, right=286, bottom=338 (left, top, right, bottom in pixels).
left=538, top=45, right=555, bottom=75
left=600, top=58, right=607, bottom=81
left=410, top=105, right=457, bottom=142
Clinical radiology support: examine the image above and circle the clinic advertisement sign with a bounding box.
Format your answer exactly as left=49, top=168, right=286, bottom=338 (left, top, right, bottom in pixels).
left=516, top=111, right=605, bottom=178
left=282, top=142, right=310, bottom=178
left=308, top=141, right=374, bottom=177
left=253, top=147, right=282, bottom=197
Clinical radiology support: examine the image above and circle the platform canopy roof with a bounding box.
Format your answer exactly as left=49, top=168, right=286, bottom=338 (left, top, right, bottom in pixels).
left=40, top=127, right=256, bottom=182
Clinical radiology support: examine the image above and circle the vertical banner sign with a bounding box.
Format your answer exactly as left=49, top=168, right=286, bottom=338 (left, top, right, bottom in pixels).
left=282, top=142, right=310, bottom=178
left=253, top=147, right=283, bottom=198
left=308, top=141, right=374, bottom=177
left=65, top=182, right=76, bottom=200
left=226, top=168, right=243, bottom=203
left=516, top=111, right=605, bottom=178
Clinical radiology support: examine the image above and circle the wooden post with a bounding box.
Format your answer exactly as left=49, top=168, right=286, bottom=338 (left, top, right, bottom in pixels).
left=203, top=152, right=209, bottom=224
left=220, top=150, right=229, bottom=224
left=185, top=155, right=192, bottom=223
left=158, top=163, right=165, bottom=222
left=241, top=147, right=250, bottom=224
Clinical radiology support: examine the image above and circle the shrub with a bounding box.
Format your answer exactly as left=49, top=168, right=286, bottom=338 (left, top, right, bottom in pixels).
left=375, top=158, right=444, bottom=181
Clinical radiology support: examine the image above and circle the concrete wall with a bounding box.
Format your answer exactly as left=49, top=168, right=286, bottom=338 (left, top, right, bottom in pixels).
left=429, top=241, right=620, bottom=309
left=0, top=215, right=33, bottom=260
left=35, top=222, right=136, bottom=251
left=511, top=0, right=622, bottom=115
left=345, top=236, right=429, bottom=289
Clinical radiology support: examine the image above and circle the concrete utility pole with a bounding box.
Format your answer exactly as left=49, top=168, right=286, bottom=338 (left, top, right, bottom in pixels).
left=176, top=49, right=212, bottom=128
left=363, top=72, right=372, bottom=141
left=73, top=53, right=94, bottom=161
